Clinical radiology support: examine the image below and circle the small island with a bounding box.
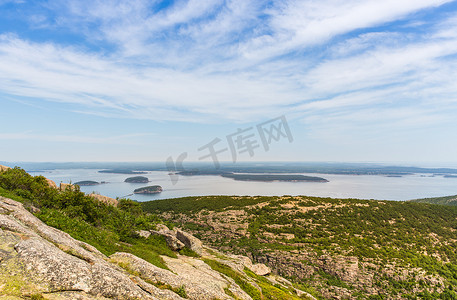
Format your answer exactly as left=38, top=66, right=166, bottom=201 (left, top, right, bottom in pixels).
left=221, top=174, right=328, bottom=182
left=134, top=185, right=163, bottom=194
left=444, top=175, right=457, bottom=178
left=74, top=180, right=100, bottom=186
left=125, top=176, right=150, bottom=183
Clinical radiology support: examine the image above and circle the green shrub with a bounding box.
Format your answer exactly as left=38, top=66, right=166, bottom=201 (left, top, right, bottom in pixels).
left=0, top=167, right=172, bottom=269
left=204, top=259, right=262, bottom=300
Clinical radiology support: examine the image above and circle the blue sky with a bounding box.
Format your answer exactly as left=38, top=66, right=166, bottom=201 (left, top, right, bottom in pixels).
left=1, top=0, right=457, bottom=164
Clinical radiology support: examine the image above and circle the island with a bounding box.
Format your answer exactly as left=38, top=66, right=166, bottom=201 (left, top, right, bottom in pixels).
left=124, top=176, right=150, bottom=183
left=221, top=174, right=328, bottom=182
left=134, top=185, right=163, bottom=194
left=99, top=169, right=147, bottom=174
left=177, top=170, right=230, bottom=176
left=74, top=180, right=100, bottom=186
left=176, top=170, right=329, bottom=182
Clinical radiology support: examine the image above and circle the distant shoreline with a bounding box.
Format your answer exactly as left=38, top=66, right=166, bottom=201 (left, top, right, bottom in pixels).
left=8, top=161, right=457, bottom=177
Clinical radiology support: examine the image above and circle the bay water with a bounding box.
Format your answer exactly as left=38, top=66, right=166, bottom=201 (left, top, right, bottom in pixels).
left=29, top=169, right=457, bottom=202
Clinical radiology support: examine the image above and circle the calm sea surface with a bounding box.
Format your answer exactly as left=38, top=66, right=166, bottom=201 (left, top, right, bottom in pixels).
left=28, top=169, right=457, bottom=202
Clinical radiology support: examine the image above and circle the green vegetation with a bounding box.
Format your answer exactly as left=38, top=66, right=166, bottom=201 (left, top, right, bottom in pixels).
left=147, top=195, right=457, bottom=299
left=124, top=176, right=149, bottom=183
left=179, top=247, right=200, bottom=257
left=174, top=285, right=188, bottom=298
left=4, top=167, right=457, bottom=299
left=244, top=268, right=305, bottom=300
left=74, top=180, right=100, bottom=186
left=204, top=258, right=307, bottom=300
left=98, top=169, right=147, bottom=174
left=0, top=167, right=171, bottom=269
left=203, top=258, right=262, bottom=300
left=411, top=195, right=457, bottom=206
left=133, top=185, right=163, bottom=194
left=221, top=174, right=328, bottom=182
left=151, top=282, right=188, bottom=298
left=177, top=170, right=328, bottom=183
left=142, top=195, right=277, bottom=214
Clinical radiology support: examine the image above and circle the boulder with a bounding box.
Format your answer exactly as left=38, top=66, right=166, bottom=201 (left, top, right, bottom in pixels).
left=110, top=252, right=251, bottom=300
left=0, top=165, right=11, bottom=172
left=211, top=251, right=271, bottom=276
left=137, top=230, right=151, bottom=239
left=46, top=178, right=57, bottom=189
left=59, top=183, right=75, bottom=191
left=176, top=229, right=203, bottom=255
left=148, top=224, right=185, bottom=251
left=156, top=223, right=172, bottom=233
left=150, top=228, right=185, bottom=251
left=163, top=233, right=186, bottom=251
left=250, top=263, right=271, bottom=276
left=88, top=193, right=119, bottom=207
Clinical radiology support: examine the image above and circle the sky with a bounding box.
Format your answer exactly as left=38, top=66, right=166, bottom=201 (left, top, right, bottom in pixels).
left=1, top=0, right=457, bottom=164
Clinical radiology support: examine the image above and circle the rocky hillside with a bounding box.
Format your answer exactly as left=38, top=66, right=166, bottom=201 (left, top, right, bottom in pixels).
left=143, top=196, right=457, bottom=299
left=0, top=167, right=313, bottom=299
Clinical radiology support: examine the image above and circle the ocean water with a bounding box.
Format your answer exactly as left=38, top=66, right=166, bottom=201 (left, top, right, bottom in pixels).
left=28, top=169, right=457, bottom=202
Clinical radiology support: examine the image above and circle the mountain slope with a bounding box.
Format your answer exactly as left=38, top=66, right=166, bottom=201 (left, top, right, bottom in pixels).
left=410, top=195, right=457, bottom=206
left=143, top=195, right=457, bottom=299
left=0, top=167, right=312, bottom=300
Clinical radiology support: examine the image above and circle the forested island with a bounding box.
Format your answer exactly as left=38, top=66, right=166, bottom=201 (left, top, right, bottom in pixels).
left=133, top=185, right=163, bottom=194
left=124, top=176, right=150, bottom=183
left=177, top=170, right=328, bottom=182
left=221, top=174, right=328, bottom=182
left=177, top=170, right=230, bottom=176
left=74, top=180, right=100, bottom=186
left=99, top=169, right=147, bottom=174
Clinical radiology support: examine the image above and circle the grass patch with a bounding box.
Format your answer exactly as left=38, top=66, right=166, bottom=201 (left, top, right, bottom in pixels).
left=244, top=268, right=304, bottom=300
left=150, top=281, right=188, bottom=298
left=203, top=259, right=262, bottom=300
left=179, top=247, right=200, bottom=257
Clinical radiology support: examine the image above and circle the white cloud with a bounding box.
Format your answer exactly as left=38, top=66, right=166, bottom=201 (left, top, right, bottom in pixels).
left=1, top=0, right=457, bottom=130
left=238, top=0, right=454, bottom=60
left=0, top=132, right=153, bottom=144
left=0, top=34, right=300, bottom=122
